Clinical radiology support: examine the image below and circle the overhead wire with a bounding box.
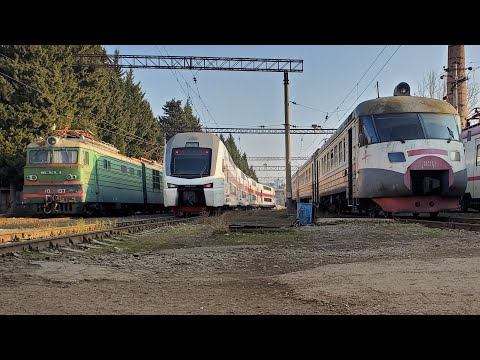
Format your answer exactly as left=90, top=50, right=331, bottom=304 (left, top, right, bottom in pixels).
left=158, top=45, right=220, bottom=127
left=299, top=45, right=389, bottom=156
left=153, top=45, right=204, bottom=125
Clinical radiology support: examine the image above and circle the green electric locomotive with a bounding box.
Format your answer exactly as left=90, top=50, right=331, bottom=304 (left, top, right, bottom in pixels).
left=22, top=130, right=164, bottom=215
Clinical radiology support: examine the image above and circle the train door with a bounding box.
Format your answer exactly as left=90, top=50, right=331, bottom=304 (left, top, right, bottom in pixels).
left=141, top=163, right=147, bottom=207
left=474, top=141, right=480, bottom=198
left=347, top=128, right=353, bottom=205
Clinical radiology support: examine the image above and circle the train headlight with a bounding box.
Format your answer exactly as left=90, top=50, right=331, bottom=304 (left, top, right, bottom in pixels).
left=66, top=174, right=77, bottom=180
left=26, top=175, right=38, bottom=181
left=167, top=183, right=177, bottom=188
left=47, top=136, right=58, bottom=146
left=388, top=152, right=406, bottom=162
left=450, top=151, right=461, bottom=161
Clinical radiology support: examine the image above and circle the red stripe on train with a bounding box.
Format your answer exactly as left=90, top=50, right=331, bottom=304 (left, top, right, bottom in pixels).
left=407, top=149, right=448, bottom=156
left=24, top=181, right=84, bottom=186
left=468, top=176, right=480, bottom=181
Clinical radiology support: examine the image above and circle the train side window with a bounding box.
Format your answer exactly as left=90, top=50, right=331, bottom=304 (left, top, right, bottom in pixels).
left=137, top=170, right=142, bottom=177
left=339, top=141, right=343, bottom=163
left=477, top=145, right=480, bottom=166
left=84, top=152, right=89, bottom=165
left=121, top=165, right=127, bottom=173
left=129, top=168, right=134, bottom=175
left=153, top=170, right=161, bottom=189
left=103, top=159, right=111, bottom=169
left=334, top=145, right=338, bottom=166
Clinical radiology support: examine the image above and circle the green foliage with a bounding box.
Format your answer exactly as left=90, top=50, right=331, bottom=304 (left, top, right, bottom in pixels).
left=0, top=45, right=165, bottom=188
left=158, top=98, right=201, bottom=140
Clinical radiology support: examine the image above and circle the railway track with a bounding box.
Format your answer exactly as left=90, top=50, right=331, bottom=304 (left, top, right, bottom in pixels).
left=0, top=215, right=198, bottom=255
left=394, top=215, right=480, bottom=232
left=0, top=213, right=174, bottom=243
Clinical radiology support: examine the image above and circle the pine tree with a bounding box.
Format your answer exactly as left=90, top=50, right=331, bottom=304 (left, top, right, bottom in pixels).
left=0, top=45, right=79, bottom=187
left=158, top=98, right=201, bottom=140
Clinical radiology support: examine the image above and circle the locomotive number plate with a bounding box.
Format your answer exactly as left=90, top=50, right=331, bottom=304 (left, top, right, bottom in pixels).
left=44, top=189, right=67, bottom=194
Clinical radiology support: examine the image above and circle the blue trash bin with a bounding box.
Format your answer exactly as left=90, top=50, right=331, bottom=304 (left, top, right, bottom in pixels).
left=296, top=203, right=313, bottom=225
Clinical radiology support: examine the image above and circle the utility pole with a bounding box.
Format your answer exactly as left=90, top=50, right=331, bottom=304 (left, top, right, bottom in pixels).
left=453, top=62, right=458, bottom=111
left=446, top=45, right=468, bottom=128
left=76, top=53, right=305, bottom=208
left=284, top=72, right=293, bottom=214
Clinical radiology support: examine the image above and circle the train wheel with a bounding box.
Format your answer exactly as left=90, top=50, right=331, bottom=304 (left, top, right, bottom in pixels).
left=461, top=197, right=470, bottom=212
left=429, top=212, right=439, bottom=218
left=383, top=212, right=392, bottom=219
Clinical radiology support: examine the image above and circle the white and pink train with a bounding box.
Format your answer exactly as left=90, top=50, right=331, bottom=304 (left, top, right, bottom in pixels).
left=292, top=82, right=467, bottom=217
left=163, top=132, right=275, bottom=214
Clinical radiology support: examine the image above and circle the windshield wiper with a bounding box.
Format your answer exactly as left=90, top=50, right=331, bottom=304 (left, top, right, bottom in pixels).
left=199, top=163, right=208, bottom=177
left=447, top=127, right=454, bottom=143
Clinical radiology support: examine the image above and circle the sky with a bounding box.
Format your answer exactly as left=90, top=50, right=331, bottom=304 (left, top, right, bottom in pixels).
left=102, top=45, right=480, bottom=184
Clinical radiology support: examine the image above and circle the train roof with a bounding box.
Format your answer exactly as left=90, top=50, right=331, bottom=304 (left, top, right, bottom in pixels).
left=319, top=95, right=457, bottom=155
left=27, top=131, right=162, bottom=168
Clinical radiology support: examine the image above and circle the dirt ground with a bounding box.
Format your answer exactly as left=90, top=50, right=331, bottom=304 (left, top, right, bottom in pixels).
left=1, top=209, right=480, bottom=315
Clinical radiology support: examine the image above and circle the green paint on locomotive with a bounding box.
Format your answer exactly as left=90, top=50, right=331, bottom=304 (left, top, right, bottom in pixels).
left=22, top=133, right=163, bottom=215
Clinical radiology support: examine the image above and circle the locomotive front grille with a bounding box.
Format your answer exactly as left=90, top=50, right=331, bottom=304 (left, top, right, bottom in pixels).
left=410, top=170, right=449, bottom=196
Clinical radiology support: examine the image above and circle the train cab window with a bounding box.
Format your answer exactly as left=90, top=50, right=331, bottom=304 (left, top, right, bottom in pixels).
left=476, top=145, right=480, bottom=166
left=83, top=151, right=89, bottom=165
left=185, top=142, right=199, bottom=147
left=53, top=150, right=78, bottom=164
left=419, top=113, right=460, bottom=141
left=264, top=186, right=272, bottom=191
left=171, top=147, right=212, bottom=178
left=103, top=159, right=111, bottom=169
left=252, top=181, right=257, bottom=187
left=137, top=170, right=142, bottom=177
left=373, top=113, right=423, bottom=142
left=29, top=150, right=51, bottom=164
left=359, top=116, right=379, bottom=146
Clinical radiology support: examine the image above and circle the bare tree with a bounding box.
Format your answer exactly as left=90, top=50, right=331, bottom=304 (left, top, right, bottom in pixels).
left=416, top=69, right=480, bottom=115
left=415, top=70, right=445, bottom=99
left=467, top=80, right=480, bottom=116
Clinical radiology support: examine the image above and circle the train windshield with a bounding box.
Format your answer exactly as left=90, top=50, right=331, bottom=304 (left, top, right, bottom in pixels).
left=373, top=113, right=425, bottom=142
left=170, top=147, right=212, bottom=178
left=360, top=113, right=461, bottom=145
left=29, top=150, right=51, bottom=164
left=419, top=113, right=460, bottom=141
left=53, top=150, right=78, bottom=164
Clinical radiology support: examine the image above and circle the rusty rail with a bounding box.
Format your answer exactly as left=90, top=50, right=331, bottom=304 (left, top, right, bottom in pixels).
left=0, top=216, right=197, bottom=255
